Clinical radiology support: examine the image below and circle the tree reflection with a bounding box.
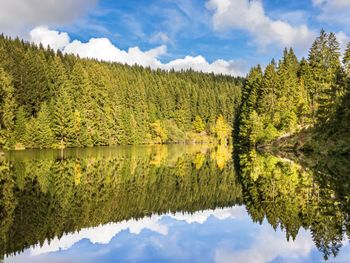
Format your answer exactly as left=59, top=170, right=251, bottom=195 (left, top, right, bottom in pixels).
left=1, top=145, right=350, bottom=261
left=0, top=145, right=241, bottom=259
left=238, top=150, right=350, bottom=260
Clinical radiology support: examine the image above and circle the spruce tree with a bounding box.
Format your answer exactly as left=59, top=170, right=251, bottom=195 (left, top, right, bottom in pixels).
left=53, top=80, right=75, bottom=147
left=27, top=103, right=54, bottom=148
left=343, top=42, right=350, bottom=78
left=193, top=116, right=206, bottom=133
left=0, top=67, right=16, bottom=147
left=13, top=106, right=27, bottom=147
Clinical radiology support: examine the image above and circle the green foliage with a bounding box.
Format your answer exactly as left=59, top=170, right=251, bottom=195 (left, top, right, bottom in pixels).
left=13, top=106, right=27, bottom=147
left=150, top=120, right=168, bottom=143
left=192, top=115, right=206, bottom=133
left=213, top=114, right=232, bottom=145
left=0, top=145, right=241, bottom=258
left=26, top=103, right=54, bottom=148
left=0, top=67, right=16, bottom=148
left=53, top=80, right=75, bottom=147
left=344, top=42, right=350, bottom=77
left=238, top=151, right=350, bottom=260
left=0, top=35, right=243, bottom=149
left=237, top=30, right=349, bottom=152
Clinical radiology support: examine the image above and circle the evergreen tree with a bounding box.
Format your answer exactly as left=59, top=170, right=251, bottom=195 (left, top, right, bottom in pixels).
left=27, top=103, right=54, bottom=148
left=13, top=106, right=27, bottom=147
left=0, top=67, right=16, bottom=147
left=343, top=42, right=350, bottom=78
left=53, top=80, right=75, bottom=147
left=193, top=116, right=206, bottom=133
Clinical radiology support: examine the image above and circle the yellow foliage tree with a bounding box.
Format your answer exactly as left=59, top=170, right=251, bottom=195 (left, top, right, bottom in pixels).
left=213, top=115, right=231, bottom=145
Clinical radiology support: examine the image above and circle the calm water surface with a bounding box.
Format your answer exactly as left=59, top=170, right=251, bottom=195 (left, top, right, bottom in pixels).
left=1, top=145, right=350, bottom=263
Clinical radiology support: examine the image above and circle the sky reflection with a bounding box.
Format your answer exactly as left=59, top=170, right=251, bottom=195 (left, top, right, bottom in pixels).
left=6, top=205, right=349, bottom=263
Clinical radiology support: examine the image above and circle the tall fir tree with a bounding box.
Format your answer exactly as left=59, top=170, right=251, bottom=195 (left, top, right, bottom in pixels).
left=53, top=80, right=75, bottom=147
left=0, top=67, right=16, bottom=148
left=13, top=106, right=27, bottom=147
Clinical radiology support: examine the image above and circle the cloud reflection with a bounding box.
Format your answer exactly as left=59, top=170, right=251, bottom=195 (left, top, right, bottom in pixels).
left=29, top=206, right=247, bottom=256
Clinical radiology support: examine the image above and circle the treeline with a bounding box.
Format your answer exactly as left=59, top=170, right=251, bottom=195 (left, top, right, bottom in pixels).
left=0, top=34, right=243, bottom=149
left=0, top=145, right=242, bottom=258
left=237, top=30, right=350, bottom=152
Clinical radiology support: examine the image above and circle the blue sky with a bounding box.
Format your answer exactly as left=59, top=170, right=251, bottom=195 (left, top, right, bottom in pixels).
left=1, top=0, right=350, bottom=76
left=7, top=206, right=350, bottom=263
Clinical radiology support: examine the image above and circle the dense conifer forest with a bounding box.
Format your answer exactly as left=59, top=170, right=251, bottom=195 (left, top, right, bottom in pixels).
left=0, top=35, right=243, bottom=149
left=1, top=31, right=349, bottom=152
left=236, top=30, right=350, bottom=154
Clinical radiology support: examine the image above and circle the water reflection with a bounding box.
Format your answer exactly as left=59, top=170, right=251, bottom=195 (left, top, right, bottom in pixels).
left=0, top=145, right=350, bottom=262
left=238, top=150, right=350, bottom=261
left=0, top=145, right=242, bottom=260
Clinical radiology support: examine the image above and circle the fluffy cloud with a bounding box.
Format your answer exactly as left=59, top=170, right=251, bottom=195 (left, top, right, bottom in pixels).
left=29, top=26, right=70, bottom=50
left=150, top=32, right=171, bottom=44
left=0, top=0, right=96, bottom=36
left=64, top=37, right=167, bottom=68
left=215, top=228, right=314, bottom=263
left=30, top=215, right=168, bottom=256
left=206, top=0, right=316, bottom=49
left=29, top=206, right=246, bottom=256
left=313, top=0, right=350, bottom=25
left=30, top=26, right=247, bottom=76
left=336, top=31, right=350, bottom=53
left=165, top=56, right=247, bottom=76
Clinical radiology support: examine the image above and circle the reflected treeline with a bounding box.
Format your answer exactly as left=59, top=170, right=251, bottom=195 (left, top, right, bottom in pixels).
left=0, top=145, right=241, bottom=259
left=238, top=150, right=350, bottom=260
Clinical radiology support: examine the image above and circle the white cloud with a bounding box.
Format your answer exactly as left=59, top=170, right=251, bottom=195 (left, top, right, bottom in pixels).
left=313, top=0, right=350, bottom=25
left=63, top=37, right=167, bottom=68
left=0, top=0, right=97, bottom=37
left=30, top=26, right=70, bottom=50
left=29, top=26, right=247, bottom=76
left=313, top=0, right=350, bottom=9
left=215, top=228, right=314, bottom=263
left=28, top=206, right=246, bottom=256
left=29, top=215, right=168, bottom=256
left=206, top=0, right=316, bottom=49
left=165, top=56, right=247, bottom=76
left=336, top=31, right=350, bottom=53
left=169, top=206, right=247, bottom=224
left=150, top=32, right=171, bottom=44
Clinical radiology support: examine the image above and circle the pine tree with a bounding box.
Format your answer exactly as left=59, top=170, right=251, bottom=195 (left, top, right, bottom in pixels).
left=0, top=67, right=16, bottom=147
left=308, top=30, right=341, bottom=124
left=319, top=32, right=341, bottom=120
left=13, top=106, right=27, bottom=147
left=27, top=103, right=54, bottom=148
left=258, top=61, right=277, bottom=119
left=53, top=80, right=75, bottom=147
left=238, top=66, right=263, bottom=147
left=48, top=55, right=68, bottom=97
left=20, top=49, right=49, bottom=115
left=193, top=116, right=206, bottom=133
left=343, top=42, right=350, bottom=78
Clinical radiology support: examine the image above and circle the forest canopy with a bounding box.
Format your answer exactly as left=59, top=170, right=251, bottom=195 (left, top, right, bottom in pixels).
left=0, top=35, right=243, bottom=149
left=236, top=30, right=350, bottom=154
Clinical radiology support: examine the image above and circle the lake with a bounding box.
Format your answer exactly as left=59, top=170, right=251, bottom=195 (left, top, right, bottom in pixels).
left=0, top=145, right=349, bottom=263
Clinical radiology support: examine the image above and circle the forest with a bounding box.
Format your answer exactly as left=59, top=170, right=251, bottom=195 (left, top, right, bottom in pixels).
left=237, top=30, right=350, bottom=154
left=0, top=31, right=349, bottom=152
left=0, top=34, right=243, bottom=149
